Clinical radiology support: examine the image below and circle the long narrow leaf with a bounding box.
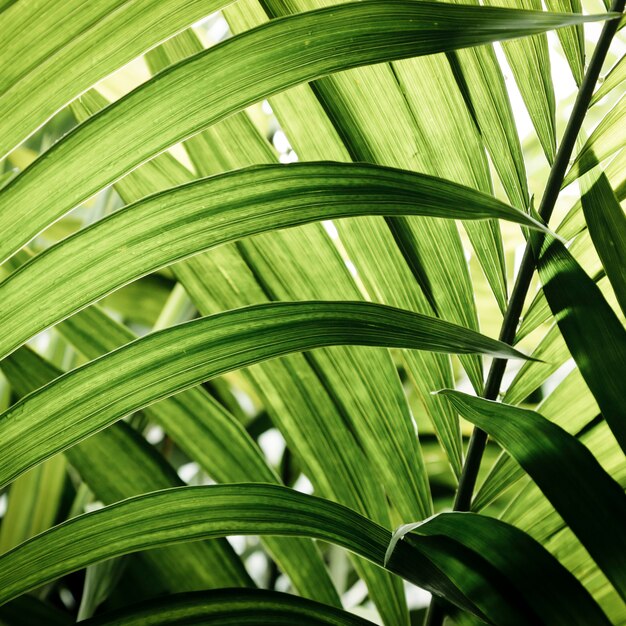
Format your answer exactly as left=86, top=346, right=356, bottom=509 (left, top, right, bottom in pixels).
left=5, top=326, right=340, bottom=606
left=387, top=512, right=610, bottom=626
left=580, top=168, right=626, bottom=315
left=544, top=0, right=585, bottom=85
left=0, top=0, right=236, bottom=159
left=0, top=162, right=543, bottom=361
left=441, top=390, right=626, bottom=603
left=81, top=590, right=374, bottom=626
left=0, top=484, right=609, bottom=625
left=536, top=235, right=626, bottom=454
left=563, top=94, right=626, bottom=186
left=591, top=53, right=626, bottom=105
left=0, top=0, right=611, bottom=263
left=0, top=300, right=526, bottom=489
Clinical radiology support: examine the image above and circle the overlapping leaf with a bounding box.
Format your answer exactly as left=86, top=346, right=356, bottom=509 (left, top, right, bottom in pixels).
left=0, top=300, right=525, bottom=489
left=0, top=484, right=610, bottom=625
left=81, top=590, right=375, bottom=626
left=9, top=310, right=341, bottom=606
left=442, top=391, right=626, bottom=602
left=0, top=1, right=609, bottom=262
left=535, top=235, right=626, bottom=453
left=0, top=0, right=235, bottom=158
left=0, top=162, right=542, bottom=361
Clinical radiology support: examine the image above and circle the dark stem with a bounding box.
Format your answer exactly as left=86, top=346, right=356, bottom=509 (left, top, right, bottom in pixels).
left=425, top=2, right=625, bottom=623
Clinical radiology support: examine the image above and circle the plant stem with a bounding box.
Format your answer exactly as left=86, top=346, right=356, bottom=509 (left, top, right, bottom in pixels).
left=425, top=2, right=625, bottom=623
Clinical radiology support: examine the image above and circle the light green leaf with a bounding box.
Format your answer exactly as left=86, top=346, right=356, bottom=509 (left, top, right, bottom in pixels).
left=16, top=308, right=341, bottom=607
left=0, top=484, right=477, bottom=617
left=0, top=0, right=610, bottom=263
left=0, top=484, right=609, bottom=624
left=0, top=0, right=234, bottom=158
left=230, top=0, right=475, bottom=472
left=74, top=78, right=414, bottom=625
left=448, top=26, right=530, bottom=210
left=557, top=147, right=626, bottom=242
left=0, top=456, right=66, bottom=551
left=544, top=0, right=585, bottom=85
left=0, top=162, right=543, bottom=361
left=0, top=300, right=526, bottom=490
left=484, top=0, right=556, bottom=163
left=77, top=559, right=126, bottom=621
left=591, top=53, right=626, bottom=105
left=563, top=94, right=626, bottom=186
left=1, top=346, right=255, bottom=592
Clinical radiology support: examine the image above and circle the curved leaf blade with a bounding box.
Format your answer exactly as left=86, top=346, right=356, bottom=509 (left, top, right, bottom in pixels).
left=0, top=162, right=543, bottom=360
left=580, top=168, right=626, bottom=315
left=81, top=589, right=375, bottom=626
left=0, top=484, right=608, bottom=624
left=536, top=235, right=626, bottom=454
left=441, top=390, right=626, bottom=603
left=591, top=53, right=626, bottom=105
left=0, top=0, right=234, bottom=159
left=0, top=0, right=610, bottom=263
left=1, top=347, right=255, bottom=591
left=484, top=0, right=556, bottom=163
left=563, top=94, right=626, bottom=187
left=0, top=300, right=526, bottom=489
left=387, top=512, right=611, bottom=626
left=3, top=333, right=340, bottom=606
left=544, top=0, right=585, bottom=85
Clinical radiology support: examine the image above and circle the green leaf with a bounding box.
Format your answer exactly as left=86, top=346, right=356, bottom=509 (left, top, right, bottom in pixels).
left=0, top=484, right=468, bottom=615
left=0, top=455, right=66, bottom=551
left=557, top=147, right=626, bottom=242
left=441, top=390, right=626, bottom=603
left=0, top=484, right=608, bottom=624
left=591, top=53, right=626, bottom=105
left=0, top=300, right=527, bottom=490
left=448, top=28, right=530, bottom=210
left=0, top=0, right=610, bottom=263
left=1, top=346, right=255, bottom=592
left=76, top=76, right=419, bottom=623
left=0, top=0, right=234, bottom=158
left=563, top=94, right=626, bottom=187
left=473, top=364, right=600, bottom=511
left=387, top=512, right=611, bottom=626
left=78, top=559, right=126, bottom=620
left=544, top=0, right=585, bottom=85
left=536, top=235, right=626, bottom=454
left=484, top=0, right=556, bottom=163
left=501, top=420, right=626, bottom=623
left=0, top=162, right=543, bottom=361
left=580, top=168, right=626, bottom=315
left=3, top=336, right=340, bottom=607
left=228, top=0, right=474, bottom=472
left=80, top=590, right=376, bottom=626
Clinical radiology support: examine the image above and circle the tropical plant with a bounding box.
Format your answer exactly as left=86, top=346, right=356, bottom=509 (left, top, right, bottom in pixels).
left=0, top=0, right=624, bottom=624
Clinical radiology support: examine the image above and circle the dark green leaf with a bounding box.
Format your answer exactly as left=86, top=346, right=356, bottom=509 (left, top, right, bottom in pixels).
left=441, top=390, right=626, bottom=603
left=81, top=589, right=376, bottom=626
left=536, top=235, right=626, bottom=454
